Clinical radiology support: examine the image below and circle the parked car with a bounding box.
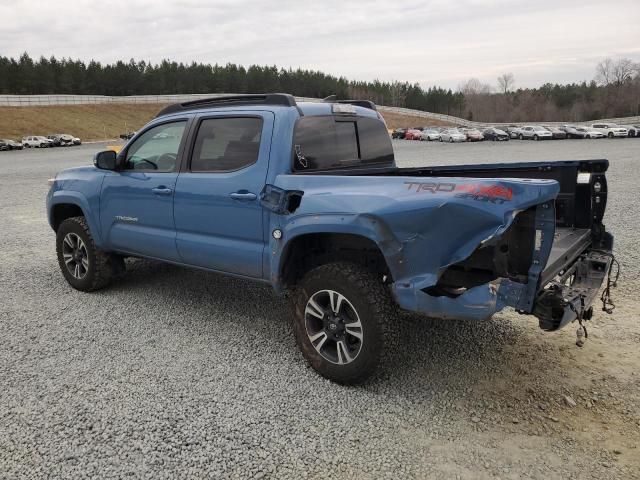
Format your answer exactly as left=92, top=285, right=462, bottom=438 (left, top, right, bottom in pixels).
left=48, top=134, right=75, bottom=147
left=618, top=125, right=638, bottom=137
left=46, top=135, right=62, bottom=147
left=559, top=125, right=588, bottom=139
left=461, top=128, right=484, bottom=142
left=22, top=136, right=53, bottom=148
left=590, top=123, right=628, bottom=138
left=46, top=94, right=616, bottom=384
left=439, top=128, right=467, bottom=143
left=1, top=139, right=23, bottom=150
left=482, top=128, right=509, bottom=141
left=575, top=127, right=605, bottom=139
left=0, top=139, right=8, bottom=151
left=518, top=126, right=553, bottom=141
left=543, top=126, right=567, bottom=140
left=505, top=125, right=524, bottom=139
left=420, top=128, right=441, bottom=141
left=60, top=134, right=77, bottom=146
left=390, top=128, right=405, bottom=139
left=404, top=129, right=423, bottom=140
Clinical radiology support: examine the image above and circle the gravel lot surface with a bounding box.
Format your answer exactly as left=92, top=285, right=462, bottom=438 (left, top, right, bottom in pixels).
left=1, top=139, right=639, bottom=479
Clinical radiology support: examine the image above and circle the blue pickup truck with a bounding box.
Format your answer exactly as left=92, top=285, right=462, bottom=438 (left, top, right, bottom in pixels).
left=47, top=94, right=615, bottom=384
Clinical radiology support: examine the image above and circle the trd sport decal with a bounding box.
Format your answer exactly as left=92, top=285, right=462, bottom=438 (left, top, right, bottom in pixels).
left=404, top=181, right=513, bottom=204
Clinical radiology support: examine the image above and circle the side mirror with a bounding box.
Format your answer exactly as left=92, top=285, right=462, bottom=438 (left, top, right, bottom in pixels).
left=93, top=150, right=117, bottom=170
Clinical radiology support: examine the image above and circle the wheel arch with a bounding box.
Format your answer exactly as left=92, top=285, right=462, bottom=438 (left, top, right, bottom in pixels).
left=49, top=192, right=103, bottom=247
left=276, top=231, right=393, bottom=292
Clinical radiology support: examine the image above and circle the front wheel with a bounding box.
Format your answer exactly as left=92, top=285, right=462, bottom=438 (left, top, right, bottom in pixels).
left=518, top=134, right=524, bottom=140
left=293, top=263, right=396, bottom=385
left=56, top=216, right=123, bottom=292
left=533, top=134, right=539, bottom=141
left=608, top=132, right=613, bottom=138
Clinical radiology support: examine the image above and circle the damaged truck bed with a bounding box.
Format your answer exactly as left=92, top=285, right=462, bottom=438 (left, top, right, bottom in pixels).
left=273, top=159, right=613, bottom=332
left=47, top=94, right=616, bottom=383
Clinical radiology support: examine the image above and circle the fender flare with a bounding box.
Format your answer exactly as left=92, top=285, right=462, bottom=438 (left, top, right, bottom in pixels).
left=269, top=213, right=404, bottom=291
left=49, top=191, right=103, bottom=247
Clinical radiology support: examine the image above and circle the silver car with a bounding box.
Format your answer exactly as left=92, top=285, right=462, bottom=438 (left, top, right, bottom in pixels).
left=420, top=128, right=441, bottom=141
left=575, top=127, right=605, bottom=139
left=518, top=126, right=553, bottom=141
left=439, top=128, right=467, bottom=143
left=22, top=136, right=53, bottom=148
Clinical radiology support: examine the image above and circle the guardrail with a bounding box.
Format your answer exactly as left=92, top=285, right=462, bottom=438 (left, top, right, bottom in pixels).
left=1, top=94, right=637, bottom=127
left=0, top=94, right=322, bottom=107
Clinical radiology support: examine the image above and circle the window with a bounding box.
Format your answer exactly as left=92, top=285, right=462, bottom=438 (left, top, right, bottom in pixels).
left=293, top=115, right=394, bottom=171
left=124, top=121, right=186, bottom=172
left=190, top=117, right=263, bottom=172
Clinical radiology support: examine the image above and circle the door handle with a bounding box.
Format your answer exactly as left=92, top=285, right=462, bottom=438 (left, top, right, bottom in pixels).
left=152, top=186, right=173, bottom=195
left=229, top=191, right=257, bottom=201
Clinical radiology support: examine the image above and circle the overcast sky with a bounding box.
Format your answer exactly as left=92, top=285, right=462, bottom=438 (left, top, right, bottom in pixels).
left=1, top=0, right=639, bottom=90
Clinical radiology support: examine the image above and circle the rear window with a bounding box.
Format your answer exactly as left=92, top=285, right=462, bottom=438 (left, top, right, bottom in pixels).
left=293, top=115, right=394, bottom=171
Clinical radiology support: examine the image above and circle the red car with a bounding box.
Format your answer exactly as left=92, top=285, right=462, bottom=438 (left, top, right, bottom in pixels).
left=404, top=129, right=423, bottom=140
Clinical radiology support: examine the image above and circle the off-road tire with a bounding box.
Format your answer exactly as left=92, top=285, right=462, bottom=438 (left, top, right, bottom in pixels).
left=56, top=216, right=122, bottom=292
left=293, top=262, right=397, bottom=385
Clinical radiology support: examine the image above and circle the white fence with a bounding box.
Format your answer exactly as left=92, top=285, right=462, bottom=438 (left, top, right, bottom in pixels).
left=378, top=105, right=640, bottom=128
left=0, top=94, right=321, bottom=107
left=1, top=94, right=638, bottom=127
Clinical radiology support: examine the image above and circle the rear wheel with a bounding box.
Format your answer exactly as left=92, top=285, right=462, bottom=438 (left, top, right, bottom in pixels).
left=518, top=134, right=524, bottom=140
left=56, top=216, right=123, bottom=292
left=608, top=132, right=613, bottom=138
left=293, top=262, right=396, bottom=385
left=449, top=137, right=454, bottom=143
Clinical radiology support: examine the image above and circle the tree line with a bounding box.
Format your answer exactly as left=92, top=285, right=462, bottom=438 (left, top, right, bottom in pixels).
left=459, top=58, right=640, bottom=122
left=0, top=53, right=638, bottom=122
left=0, top=53, right=464, bottom=117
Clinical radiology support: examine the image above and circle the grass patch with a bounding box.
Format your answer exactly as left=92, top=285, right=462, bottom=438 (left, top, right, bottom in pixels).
left=0, top=103, right=453, bottom=141
left=0, top=104, right=168, bottom=141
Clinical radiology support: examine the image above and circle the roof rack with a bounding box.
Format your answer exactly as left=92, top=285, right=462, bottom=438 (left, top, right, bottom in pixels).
left=322, top=95, right=377, bottom=111
left=156, top=93, right=298, bottom=117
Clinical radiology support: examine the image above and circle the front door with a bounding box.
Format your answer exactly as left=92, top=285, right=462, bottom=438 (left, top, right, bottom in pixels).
left=100, top=120, right=188, bottom=261
left=173, top=112, right=274, bottom=278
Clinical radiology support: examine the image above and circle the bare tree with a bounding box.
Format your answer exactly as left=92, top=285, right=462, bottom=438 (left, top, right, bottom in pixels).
left=596, top=58, right=638, bottom=86
left=497, top=73, right=515, bottom=94
left=457, top=78, right=491, bottom=95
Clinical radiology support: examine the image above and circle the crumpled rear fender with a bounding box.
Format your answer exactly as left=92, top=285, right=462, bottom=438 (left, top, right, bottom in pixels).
left=269, top=174, right=559, bottom=319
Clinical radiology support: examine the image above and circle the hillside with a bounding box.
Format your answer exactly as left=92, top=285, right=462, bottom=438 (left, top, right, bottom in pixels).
left=0, top=104, right=451, bottom=141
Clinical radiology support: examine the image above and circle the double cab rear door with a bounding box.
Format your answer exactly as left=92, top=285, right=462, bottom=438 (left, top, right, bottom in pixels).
left=99, top=110, right=275, bottom=279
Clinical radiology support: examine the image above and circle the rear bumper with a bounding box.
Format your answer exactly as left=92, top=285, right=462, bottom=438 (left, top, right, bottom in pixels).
left=534, top=246, right=613, bottom=331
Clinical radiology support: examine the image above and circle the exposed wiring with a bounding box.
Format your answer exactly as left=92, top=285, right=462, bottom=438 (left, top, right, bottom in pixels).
left=591, top=249, right=620, bottom=314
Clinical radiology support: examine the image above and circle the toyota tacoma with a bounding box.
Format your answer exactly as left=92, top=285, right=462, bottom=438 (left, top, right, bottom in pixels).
left=47, top=94, right=616, bottom=384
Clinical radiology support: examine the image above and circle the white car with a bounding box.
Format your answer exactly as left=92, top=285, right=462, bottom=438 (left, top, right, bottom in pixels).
left=22, top=136, right=53, bottom=148
left=420, top=129, right=441, bottom=141
left=439, top=128, right=466, bottom=143
left=518, top=126, right=553, bottom=140
left=590, top=123, right=628, bottom=138
left=618, top=125, right=638, bottom=137
left=575, top=127, right=605, bottom=139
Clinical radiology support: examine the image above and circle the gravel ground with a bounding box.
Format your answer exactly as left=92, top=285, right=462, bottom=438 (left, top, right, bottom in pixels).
left=0, top=139, right=639, bottom=479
